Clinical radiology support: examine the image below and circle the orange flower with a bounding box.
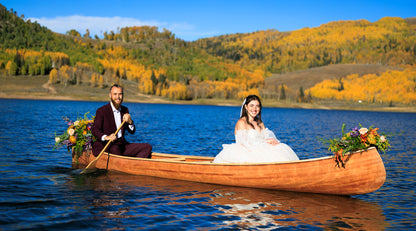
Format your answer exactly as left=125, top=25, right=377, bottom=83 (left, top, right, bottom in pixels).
left=69, top=135, right=77, bottom=144
left=368, top=134, right=377, bottom=145
left=370, top=128, right=379, bottom=136
left=360, top=134, right=368, bottom=143
left=82, top=130, right=87, bottom=135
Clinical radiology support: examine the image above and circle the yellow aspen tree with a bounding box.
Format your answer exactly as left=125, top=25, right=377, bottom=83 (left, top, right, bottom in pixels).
left=49, top=68, right=58, bottom=84
left=5, top=60, right=18, bottom=75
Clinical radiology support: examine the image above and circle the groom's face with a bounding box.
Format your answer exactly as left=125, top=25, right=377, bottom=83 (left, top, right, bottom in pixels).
left=109, top=86, right=123, bottom=109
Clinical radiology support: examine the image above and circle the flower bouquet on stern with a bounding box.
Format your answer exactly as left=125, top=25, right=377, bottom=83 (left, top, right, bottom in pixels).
left=53, top=112, right=96, bottom=161
left=322, top=124, right=390, bottom=168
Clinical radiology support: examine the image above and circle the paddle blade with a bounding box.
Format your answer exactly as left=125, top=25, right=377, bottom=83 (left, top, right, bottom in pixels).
left=80, top=121, right=125, bottom=174
left=80, top=158, right=99, bottom=174
left=80, top=168, right=98, bottom=174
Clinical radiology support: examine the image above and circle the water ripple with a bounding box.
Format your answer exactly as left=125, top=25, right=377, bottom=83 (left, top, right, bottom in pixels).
left=0, top=99, right=415, bottom=230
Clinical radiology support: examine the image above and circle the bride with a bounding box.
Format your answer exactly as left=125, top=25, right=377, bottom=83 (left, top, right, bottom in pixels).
left=213, top=95, right=299, bottom=163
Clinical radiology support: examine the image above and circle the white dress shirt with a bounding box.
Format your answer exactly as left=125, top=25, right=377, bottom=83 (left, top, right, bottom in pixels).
left=111, top=102, right=122, bottom=138
left=101, top=102, right=134, bottom=141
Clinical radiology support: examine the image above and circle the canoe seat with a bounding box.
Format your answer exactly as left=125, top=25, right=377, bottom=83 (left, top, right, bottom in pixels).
left=164, top=157, right=186, bottom=162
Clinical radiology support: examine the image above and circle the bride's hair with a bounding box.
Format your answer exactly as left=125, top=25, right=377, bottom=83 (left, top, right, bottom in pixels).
left=241, top=95, right=262, bottom=129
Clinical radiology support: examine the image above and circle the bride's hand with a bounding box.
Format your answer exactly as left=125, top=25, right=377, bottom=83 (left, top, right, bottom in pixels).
left=266, top=138, right=280, bottom=145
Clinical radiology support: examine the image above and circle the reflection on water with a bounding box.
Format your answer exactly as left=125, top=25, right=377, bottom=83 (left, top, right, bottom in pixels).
left=0, top=99, right=415, bottom=230
left=74, top=172, right=388, bottom=230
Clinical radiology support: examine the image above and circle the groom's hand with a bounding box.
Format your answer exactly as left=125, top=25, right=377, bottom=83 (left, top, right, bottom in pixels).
left=105, top=133, right=117, bottom=142
left=123, top=113, right=133, bottom=125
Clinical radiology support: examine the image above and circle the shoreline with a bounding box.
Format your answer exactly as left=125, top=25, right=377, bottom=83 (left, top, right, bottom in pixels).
left=1, top=75, right=415, bottom=113
left=1, top=93, right=415, bottom=113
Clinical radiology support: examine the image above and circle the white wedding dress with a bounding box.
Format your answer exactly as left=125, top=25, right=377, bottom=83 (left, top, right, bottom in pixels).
left=213, top=128, right=299, bottom=163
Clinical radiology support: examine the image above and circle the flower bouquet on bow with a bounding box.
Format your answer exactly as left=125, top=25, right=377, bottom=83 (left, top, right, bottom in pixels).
left=53, top=112, right=96, bottom=161
left=322, top=124, right=390, bottom=168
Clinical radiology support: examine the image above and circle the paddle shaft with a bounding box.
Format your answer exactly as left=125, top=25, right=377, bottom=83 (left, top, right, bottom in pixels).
left=81, top=120, right=126, bottom=174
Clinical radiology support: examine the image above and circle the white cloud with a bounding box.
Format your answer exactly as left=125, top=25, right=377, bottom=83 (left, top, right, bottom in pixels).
left=29, top=15, right=218, bottom=41
left=30, top=15, right=176, bottom=37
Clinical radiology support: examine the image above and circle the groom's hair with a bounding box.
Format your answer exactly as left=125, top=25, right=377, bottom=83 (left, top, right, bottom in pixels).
left=109, top=83, right=123, bottom=92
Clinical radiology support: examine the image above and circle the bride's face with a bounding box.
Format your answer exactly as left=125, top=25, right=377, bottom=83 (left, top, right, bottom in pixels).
left=245, top=100, right=261, bottom=119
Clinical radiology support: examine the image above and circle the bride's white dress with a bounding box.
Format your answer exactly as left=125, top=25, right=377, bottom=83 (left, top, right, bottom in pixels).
left=213, top=128, right=299, bottom=163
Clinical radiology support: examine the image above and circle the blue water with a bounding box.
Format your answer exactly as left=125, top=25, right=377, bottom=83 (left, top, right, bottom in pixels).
left=0, top=99, right=415, bottom=230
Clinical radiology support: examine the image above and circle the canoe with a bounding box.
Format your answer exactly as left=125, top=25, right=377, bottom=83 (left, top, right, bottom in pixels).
left=72, top=147, right=386, bottom=195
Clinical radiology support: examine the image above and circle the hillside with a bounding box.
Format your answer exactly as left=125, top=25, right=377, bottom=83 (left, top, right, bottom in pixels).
left=0, top=4, right=415, bottom=107
left=195, top=17, right=416, bottom=73
left=264, top=64, right=402, bottom=98
left=2, top=72, right=415, bottom=113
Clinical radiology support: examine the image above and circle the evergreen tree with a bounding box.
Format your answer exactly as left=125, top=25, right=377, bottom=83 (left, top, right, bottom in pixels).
left=338, top=78, right=344, bottom=91
left=66, top=29, right=81, bottom=37
left=298, top=86, right=305, bottom=102
left=279, top=84, right=286, bottom=100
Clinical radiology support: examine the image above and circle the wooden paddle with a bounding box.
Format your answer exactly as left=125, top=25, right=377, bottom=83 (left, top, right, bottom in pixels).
left=80, top=120, right=126, bottom=174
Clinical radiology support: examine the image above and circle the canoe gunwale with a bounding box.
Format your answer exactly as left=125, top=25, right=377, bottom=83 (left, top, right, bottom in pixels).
left=98, top=147, right=377, bottom=166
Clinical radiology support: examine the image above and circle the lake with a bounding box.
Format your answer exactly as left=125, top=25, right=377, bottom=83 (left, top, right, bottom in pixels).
left=0, top=99, right=415, bottom=230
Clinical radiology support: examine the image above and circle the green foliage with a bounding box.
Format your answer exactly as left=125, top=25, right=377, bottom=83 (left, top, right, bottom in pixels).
left=0, top=4, right=55, bottom=50
left=53, top=112, right=96, bottom=160
left=66, top=29, right=81, bottom=37
left=321, top=124, right=390, bottom=168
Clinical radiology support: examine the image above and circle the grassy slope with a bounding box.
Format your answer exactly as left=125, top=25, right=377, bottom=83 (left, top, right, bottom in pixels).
left=265, top=64, right=402, bottom=95
left=1, top=63, right=415, bottom=112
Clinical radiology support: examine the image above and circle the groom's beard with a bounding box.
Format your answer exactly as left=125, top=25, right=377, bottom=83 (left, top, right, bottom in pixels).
left=111, top=98, right=122, bottom=109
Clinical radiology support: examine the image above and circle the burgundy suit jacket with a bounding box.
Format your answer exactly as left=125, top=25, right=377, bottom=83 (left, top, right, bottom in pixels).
left=91, top=103, right=135, bottom=156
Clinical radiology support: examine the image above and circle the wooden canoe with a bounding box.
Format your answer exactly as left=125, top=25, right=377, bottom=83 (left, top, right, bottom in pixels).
left=72, top=147, right=386, bottom=195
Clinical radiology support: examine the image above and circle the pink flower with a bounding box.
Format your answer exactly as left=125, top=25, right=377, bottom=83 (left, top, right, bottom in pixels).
left=359, top=127, right=368, bottom=135
left=380, top=135, right=386, bottom=142
left=68, top=128, right=75, bottom=136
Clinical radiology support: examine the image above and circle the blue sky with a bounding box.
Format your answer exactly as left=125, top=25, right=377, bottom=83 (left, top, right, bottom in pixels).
left=3, top=0, right=415, bottom=41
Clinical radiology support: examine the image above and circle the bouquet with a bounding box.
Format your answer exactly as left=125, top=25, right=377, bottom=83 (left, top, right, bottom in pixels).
left=53, top=112, right=96, bottom=160
left=322, top=124, right=390, bottom=168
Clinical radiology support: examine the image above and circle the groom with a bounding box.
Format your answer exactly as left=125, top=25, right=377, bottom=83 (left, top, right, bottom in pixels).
left=91, top=84, right=152, bottom=158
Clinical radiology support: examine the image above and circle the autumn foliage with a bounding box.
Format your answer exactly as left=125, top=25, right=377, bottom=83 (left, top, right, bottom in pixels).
left=1, top=3, right=415, bottom=105
left=196, top=17, right=415, bottom=73
left=308, top=67, right=416, bottom=104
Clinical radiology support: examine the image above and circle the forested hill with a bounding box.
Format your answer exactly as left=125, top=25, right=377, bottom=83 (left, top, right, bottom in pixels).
left=1, top=4, right=415, bottom=105
left=193, top=17, right=416, bottom=73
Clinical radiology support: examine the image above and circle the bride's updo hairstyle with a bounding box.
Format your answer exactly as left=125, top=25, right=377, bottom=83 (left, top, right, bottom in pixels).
left=240, top=95, right=263, bottom=129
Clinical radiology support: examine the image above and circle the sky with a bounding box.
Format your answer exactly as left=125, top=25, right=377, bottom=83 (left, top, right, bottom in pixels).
left=3, top=0, right=415, bottom=41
